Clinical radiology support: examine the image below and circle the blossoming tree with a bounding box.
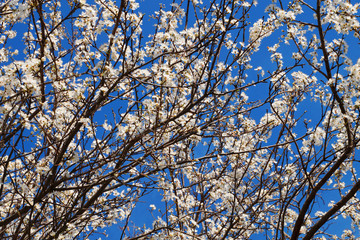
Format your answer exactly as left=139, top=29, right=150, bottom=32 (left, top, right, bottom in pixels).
left=0, top=0, right=359, bottom=239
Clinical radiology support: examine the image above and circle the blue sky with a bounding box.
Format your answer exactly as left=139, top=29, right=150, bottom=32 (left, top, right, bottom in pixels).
left=4, top=0, right=359, bottom=239
left=82, top=1, right=360, bottom=239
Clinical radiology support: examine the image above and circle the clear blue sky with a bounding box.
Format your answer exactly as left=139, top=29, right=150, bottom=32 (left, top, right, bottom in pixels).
left=88, top=1, right=360, bottom=239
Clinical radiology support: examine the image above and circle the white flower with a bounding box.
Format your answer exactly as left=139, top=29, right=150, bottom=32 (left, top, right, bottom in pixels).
left=129, top=0, right=139, bottom=10
left=312, top=127, right=326, bottom=146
